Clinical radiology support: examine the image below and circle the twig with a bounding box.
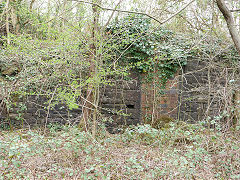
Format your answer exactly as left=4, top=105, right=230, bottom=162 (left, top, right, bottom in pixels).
left=230, top=9, right=240, bottom=12
left=44, top=86, right=58, bottom=134
left=160, top=0, right=195, bottom=25
left=104, top=0, right=123, bottom=28
left=69, top=0, right=194, bottom=25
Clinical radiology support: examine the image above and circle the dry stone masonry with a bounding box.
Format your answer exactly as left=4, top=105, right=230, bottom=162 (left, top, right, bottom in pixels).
left=1, top=59, right=238, bottom=129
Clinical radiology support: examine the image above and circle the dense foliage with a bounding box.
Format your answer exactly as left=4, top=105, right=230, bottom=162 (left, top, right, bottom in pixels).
left=0, top=122, right=239, bottom=179
left=0, top=0, right=240, bottom=179
left=107, top=14, right=189, bottom=87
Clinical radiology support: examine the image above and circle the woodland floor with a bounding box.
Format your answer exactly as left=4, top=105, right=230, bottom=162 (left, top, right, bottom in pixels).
left=0, top=123, right=239, bottom=179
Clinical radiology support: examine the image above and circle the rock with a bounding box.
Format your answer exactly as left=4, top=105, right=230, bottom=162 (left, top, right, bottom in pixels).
left=2, top=66, right=20, bottom=76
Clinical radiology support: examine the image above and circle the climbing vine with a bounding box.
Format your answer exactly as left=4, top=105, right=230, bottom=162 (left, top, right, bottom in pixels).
left=107, top=14, right=190, bottom=88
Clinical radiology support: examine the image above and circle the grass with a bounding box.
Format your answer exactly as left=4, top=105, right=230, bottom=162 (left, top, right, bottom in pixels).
left=0, top=122, right=239, bottom=179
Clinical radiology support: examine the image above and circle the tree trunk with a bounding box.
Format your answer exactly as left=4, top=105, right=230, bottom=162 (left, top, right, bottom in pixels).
left=61, top=0, right=68, bottom=32
left=216, top=0, right=240, bottom=128
left=216, top=0, right=240, bottom=54
left=6, top=0, right=10, bottom=44
left=81, top=0, right=101, bottom=136
left=10, top=0, right=20, bottom=35
left=30, top=0, right=36, bottom=11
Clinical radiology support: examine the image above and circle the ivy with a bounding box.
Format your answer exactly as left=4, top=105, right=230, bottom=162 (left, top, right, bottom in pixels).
left=107, top=14, right=190, bottom=87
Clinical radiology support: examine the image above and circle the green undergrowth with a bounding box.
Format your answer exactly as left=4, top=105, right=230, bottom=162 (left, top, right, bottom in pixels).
left=0, top=122, right=239, bottom=179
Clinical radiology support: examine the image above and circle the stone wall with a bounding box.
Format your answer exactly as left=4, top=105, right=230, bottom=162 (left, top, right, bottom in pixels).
left=178, top=59, right=212, bottom=122
left=1, top=59, right=238, bottom=129
left=140, top=58, right=239, bottom=124
left=141, top=75, right=179, bottom=121
left=178, top=58, right=239, bottom=123
left=100, top=72, right=141, bottom=132
left=0, top=95, right=82, bottom=128
left=0, top=72, right=142, bottom=131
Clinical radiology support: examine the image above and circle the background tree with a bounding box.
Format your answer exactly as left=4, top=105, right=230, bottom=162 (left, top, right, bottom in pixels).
left=216, top=0, right=240, bottom=127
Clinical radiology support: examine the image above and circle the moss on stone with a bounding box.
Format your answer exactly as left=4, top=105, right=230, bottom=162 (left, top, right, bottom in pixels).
left=147, top=115, right=175, bottom=129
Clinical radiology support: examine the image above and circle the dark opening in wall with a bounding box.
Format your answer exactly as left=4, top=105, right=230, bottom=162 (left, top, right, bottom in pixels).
left=126, top=104, right=135, bottom=109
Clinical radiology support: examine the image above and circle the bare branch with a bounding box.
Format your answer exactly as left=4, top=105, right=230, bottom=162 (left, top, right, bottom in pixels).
left=216, top=0, right=240, bottom=55
left=160, top=0, right=195, bottom=25
left=30, top=0, right=36, bottom=11
left=230, top=9, right=240, bottom=12
left=104, top=0, right=123, bottom=28
left=69, top=0, right=194, bottom=25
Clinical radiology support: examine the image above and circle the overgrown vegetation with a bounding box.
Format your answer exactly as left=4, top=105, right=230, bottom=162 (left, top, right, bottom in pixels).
left=0, top=0, right=240, bottom=179
left=0, top=122, right=239, bottom=179
left=107, top=14, right=189, bottom=87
